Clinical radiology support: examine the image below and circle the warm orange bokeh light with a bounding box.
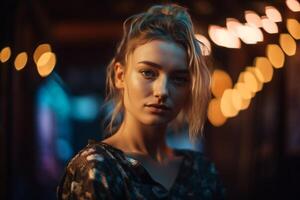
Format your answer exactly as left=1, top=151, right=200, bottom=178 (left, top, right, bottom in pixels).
left=286, top=19, right=300, bottom=39
left=208, top=25, right=241, bottom=48
left=254, top=57, right=274, bottom=83
left=237, top=23, right=263, bottom=44
left=279, top=33, right=297, bottom=56
left=240, top=71, right=260, bottom=93
left=245, top=10, right=262, bottom=27
left=0, top=46, right=11, bottom=63
left=211, top=69, right=233, bottom=98
left=207, top=98, right=227, bottom=127
left=34, top=43, right=52, bottom=64
left=14, top=52, right=28, bottom=71
left=220, top=89, right=239, bottom=117
left=235, top=82, right=253, bottom=100
left=286, top=0, right=300, bottom=12
left=246, top=67, right=263, bottom=92
left=36, top=52, right=56, bottom=77
left=266, top=44, right=285, bottom=68
left=195, top=34, right=211, bottom=56
left=261, top=16, right=278, bottom=34
left=265, top=6, right=282, bottom=22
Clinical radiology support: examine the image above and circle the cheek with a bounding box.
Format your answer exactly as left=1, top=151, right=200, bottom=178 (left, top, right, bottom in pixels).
left=125, top=73, right=150, bottom=101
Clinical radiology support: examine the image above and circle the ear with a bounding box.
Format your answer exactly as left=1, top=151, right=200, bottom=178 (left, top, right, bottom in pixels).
left=114, top=62, right=125, bottom=89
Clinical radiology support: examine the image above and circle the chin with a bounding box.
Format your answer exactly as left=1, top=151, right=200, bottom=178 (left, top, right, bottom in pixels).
left=141, top=116, right=172, bottom=126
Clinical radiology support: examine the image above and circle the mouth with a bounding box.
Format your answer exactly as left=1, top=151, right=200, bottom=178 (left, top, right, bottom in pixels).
left=145, top=104, right=171, bottom=114
left=146, top=104, right=171, bottom=110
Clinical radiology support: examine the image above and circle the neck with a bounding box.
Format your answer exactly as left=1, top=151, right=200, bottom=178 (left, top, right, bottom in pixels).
left=113, top=114, right=172, bottom=162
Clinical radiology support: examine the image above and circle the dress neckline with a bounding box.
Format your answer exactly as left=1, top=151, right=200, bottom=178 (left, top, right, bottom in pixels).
left=97, top=141, right=189, bottom=192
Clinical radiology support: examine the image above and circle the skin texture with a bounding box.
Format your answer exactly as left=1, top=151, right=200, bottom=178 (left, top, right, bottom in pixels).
left=102, top=40, right=190, bottom=190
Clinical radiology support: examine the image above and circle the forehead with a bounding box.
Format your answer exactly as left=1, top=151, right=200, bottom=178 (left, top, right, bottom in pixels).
left=130, top=40, right=187, bottom=70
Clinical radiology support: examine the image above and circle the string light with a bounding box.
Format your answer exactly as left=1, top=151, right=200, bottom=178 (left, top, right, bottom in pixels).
left=279, top=33, right=297, bottom=56
left=266, top=44, right=285, bottom=68
left=195, top=34, right=211, bottom=56
left=286, top=19, right=300, bottom=39
left=211, top=69, right=233, bottom=98
left=245, top=10, right=262, bottom=27
left=0, top=46, right=11, bottom=63
left=265, top=6, right=282, bottom=22
left=14, top=52, right=28, bottom=71
left=261, top=16, right=279, bottom=34
left=208, top=98, right=227, bottom=127
left=208, top=25, right=241, bottom=48
left=286, top=0, right=300, bottom=12
left=36, top=52, right=56, bottom=77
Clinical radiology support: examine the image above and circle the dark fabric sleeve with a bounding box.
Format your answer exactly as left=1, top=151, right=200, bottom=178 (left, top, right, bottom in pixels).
left=57, top=167, right=114, bottom=200
left=210, top=162, right=226, bottom=200
left=57, top=152, right=118, bottom=200
left=196, top=153, right=226, bottom=200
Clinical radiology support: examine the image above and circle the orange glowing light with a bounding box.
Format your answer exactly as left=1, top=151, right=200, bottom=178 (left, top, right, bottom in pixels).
left=220, top=89, right=239, bottom=117
left=254, top=57, right=274, bottom=83
left=208, top=98, right=227, bottom=127
left=279, top=33, right=297, bottom=56
left=0, top=46, right=11, bottom=63
left=261, top=16, right=278, bottom=34
left=34, top=43, right=52, bottom=64
left=265, top=6, right=282, bottom=22
left=237, top=23, right=263, bottom=44
left=14, top=52, right=28, bottom=71
left=286, top=19, right=300, bottom=39
left=211, top=69, right=233, bottom=98
left=208, top=25, right=241, bottom=48
left=36, top=52, right=56, bottom=77
left=266, top=44, right=285, bottom=68
left=245, top=10, right=262, bottom=27
left=195, top=34, right=211, bottom=56
left=286, top=0, right=300, bottom=12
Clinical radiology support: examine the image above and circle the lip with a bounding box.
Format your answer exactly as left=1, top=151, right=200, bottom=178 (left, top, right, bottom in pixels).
left=145, top=104, right=171, bottom=114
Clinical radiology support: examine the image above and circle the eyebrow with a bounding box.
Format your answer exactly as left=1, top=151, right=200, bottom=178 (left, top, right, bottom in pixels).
left=137, top=61, right=189, bottom=74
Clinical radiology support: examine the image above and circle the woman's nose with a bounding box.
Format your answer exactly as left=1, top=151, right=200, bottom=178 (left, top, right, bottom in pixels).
left=153, top=76, right=169, bottom=101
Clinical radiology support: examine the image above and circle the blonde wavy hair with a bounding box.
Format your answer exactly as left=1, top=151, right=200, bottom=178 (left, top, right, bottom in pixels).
left=104, top=4, right=211, bottom=142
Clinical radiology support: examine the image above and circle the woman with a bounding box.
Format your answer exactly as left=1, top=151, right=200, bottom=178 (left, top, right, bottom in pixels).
left=57, top=4, right=225, bottom=200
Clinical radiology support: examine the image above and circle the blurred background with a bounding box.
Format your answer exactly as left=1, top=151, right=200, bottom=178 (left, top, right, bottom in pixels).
left=1, top=0, right=300, bottom=199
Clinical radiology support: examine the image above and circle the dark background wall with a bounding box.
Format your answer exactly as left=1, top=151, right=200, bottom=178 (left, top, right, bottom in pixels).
left=1, top=0, right=299, bottom=199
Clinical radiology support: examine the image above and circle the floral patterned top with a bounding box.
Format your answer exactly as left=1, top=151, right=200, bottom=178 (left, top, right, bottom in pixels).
left=57, top=140, right=226, bottom=200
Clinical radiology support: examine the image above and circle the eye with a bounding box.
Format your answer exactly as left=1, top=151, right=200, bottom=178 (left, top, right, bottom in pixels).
left=140, top=69, right=157, bottom=79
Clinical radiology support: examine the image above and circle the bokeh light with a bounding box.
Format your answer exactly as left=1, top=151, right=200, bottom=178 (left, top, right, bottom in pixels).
left=246, top=67, right=263, bottom=92
left=239, top=71, right=259, bottom=93
left=226, top=18, right=243, bottom=36
left=34, top=43, right=52, bottom=64
left=221, top=89, right=239, bottom=117
left=279, top=33, right=297, bottom=56
left=14, top=52, right=28, bottom=71
left=261, top=16, right=279, bottom=34
left=265, top=6, right=282, bottom=22
left=195, top=34, right=211, bottom=56
left=208, top=25, right=241, bottom=48
left=211, top=69, right=233, bottom=98
left=237, top=23, right=263, bottom=44
left=36, top=52, right=56, bottom=77
left=286, top=19, right=300, bottom=39
left=266, top=44, right=285, bottom=68
left=235, top=82, right=253, bottom=100
left=0, top=46, right=11, bottom=63
left=245, top=10, right=262, bottom=27
left=254, top=57, right=274, bottom=83
left=286, top=0, right=300, bottom=12
left=207, top=98, right=227, bottom=127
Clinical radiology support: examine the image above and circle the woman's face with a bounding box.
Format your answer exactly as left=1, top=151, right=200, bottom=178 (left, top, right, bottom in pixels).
left=115, top=40, right=190, bottom=126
